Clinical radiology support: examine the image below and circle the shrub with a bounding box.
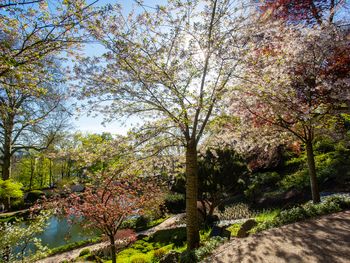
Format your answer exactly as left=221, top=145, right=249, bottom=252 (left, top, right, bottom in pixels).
left=135, top=215, right=150, bottom=231
left=153, top=248, right=167, bottom=260
left=226, top=223, right=242, bottom=237
left=131, top=257, right=147, bottom=263
left=79, top=248, right=90, bottom=257
left=164, top=193, right=185, bottom=213
left=254, top=194, right=350, bottom=232
left=150, top=227, right=187, bottom=247
left=121, top=218, right=138, bottom=229
left=195, top=236, right=227, bottom=261
left=180, top=250, right=197, bottom=263
left=216, top=203, right=256, bottom=220
left=26, top=190, right=45, bottom=203
left=48, top=237, right=102, bottom=256
left=245, top=172, right=281, bottom=200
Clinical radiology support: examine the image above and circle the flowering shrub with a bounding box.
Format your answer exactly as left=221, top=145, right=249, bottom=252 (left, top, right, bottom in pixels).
left=0, top=210, right=51, bottom=262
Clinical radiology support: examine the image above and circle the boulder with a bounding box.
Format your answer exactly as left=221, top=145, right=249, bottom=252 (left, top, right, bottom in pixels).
left=70, top=184, right=85, bottom=193
left=159, top=251, right=181, bottom=263
left=236, top=219, right=257, bottom=238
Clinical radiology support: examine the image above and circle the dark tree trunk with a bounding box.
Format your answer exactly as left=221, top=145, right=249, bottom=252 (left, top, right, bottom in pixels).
left=2, top=116, right=14, bottom=180
left=306, top=141, right=320, bottom=203
left=2, top=131, right=12, bottom=180
left=185, top=143, right=200, bottom=249
left=109, top=235, right=117, bottom=263
left=2, top=153, right=11, bottom=180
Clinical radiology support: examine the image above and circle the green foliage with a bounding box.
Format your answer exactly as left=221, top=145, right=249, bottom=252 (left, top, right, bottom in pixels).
left=131, top=257, right=148, bottom=263
left=254, top=209, right=280, bottom=223
left=48, top=237, right=102, bottom=256
left=180, top=250, right=197, bottom=263
left=153, top=248, right=167, bottom=260
left=198, top=149, right=249, bottom=216
left=195, top=236, right=227, bottom=261
left=247, top=139, right=350, bottom=201
left=0, top=179, right=23, bottom=202
left=26, top=190, right=45, bottom=203
left=253, top=194, right=350, bottom=232
left=150, top=227, right=187, bottom=247
left=217, top=203, right=257, bottom=220
left=0, top=210, right=51, bottom=262
left=226, top=223, right=242, bottom=236
left=244, top=172, right=281, bottom=200
left=164, top=193, right=185, bottom=213
left=116, top=247, right=154, bottom=263
left=115, top=228, right=219, bottom=263
left=79, top=248, right=90, bottom=257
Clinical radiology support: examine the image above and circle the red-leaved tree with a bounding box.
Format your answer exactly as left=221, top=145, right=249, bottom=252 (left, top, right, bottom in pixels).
left=260, top=0, right=348, bottom=25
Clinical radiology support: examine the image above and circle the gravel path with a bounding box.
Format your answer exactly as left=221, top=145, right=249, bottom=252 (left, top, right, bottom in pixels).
left=203, top=210, right=350, bottom=263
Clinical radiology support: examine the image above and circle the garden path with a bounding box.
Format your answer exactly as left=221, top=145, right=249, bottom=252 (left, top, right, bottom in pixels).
left=203, top=210, right=350, bottom=263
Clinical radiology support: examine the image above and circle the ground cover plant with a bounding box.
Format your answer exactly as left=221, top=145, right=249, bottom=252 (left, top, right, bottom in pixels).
left=251, top=194, right=350, bottom=233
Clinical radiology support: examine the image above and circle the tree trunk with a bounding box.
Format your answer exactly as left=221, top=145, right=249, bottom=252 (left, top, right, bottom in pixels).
left=109, top=235, right=117, bottom=263
left=2, top=153, right=11, bottom=180
left=185, top=144, right=200, bottom=249
left=2, top=118, right=14, bottom=180
left=305, top=141, right=320, bottom=203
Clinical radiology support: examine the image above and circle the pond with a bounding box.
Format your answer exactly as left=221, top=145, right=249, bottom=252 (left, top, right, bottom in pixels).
left=37, top=216, right=99, bottom=249
left=14, top=215, right=100, bottom=255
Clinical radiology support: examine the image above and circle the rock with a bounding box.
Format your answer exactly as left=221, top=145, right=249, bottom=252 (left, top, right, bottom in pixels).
left=159, top=251, right=181, bottom=263
left=236, top=219, right=257, bottom=238
left=70, top=184, right=85, bottom=193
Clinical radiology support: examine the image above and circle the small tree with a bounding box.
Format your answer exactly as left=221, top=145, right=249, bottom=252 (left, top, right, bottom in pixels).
left=61, top=171, right=162, bottom=263
left=198, top=148, right=248, bottom=222
left=0, top=179, right=23, bottom=210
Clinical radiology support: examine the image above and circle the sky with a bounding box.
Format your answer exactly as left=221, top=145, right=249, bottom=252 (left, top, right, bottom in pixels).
left=72, top=0, right=166, bottom=135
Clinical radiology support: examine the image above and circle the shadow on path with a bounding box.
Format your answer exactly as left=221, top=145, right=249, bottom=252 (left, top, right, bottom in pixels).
left=205, top=210, right=350, bottom=263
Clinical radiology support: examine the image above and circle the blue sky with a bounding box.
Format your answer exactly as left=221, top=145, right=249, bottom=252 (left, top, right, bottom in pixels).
left=72, top=0, right=166, bottom=135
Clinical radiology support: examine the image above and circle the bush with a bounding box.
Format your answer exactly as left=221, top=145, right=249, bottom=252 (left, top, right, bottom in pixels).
left=153, top=248, right=167, bottom=260
left=226, top=223, right=242, bottom=237
left=26, top=190, right=45, bottom=203
left=79, top=248, right=90, bottom=257
left=150, top=227, right=187, bottom=247
left=195, top=236, right=227, bottom=261
left=216, top=203, right=256, bottom=220
left=180, top=250, right=197, bottom=263
left=48, top=237, right=102, bottom=256
left=121, top=218, right=138, bottom=229
left=164, top=193, right=185, bottom=213
left=254, top=194, right=350, bottom=232
left=135, top=215, right=150, bottom=231
left=131, top=257, right=147, bottom=263
left=245, top=172, right=281, bottom=200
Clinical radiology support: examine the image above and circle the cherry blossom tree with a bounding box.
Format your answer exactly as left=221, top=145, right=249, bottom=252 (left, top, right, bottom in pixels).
left=232, top=22, right=350, bottom=203
left=61, top=171, right=162, bottom=263
left=75, top=0, right=251, bottom=249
